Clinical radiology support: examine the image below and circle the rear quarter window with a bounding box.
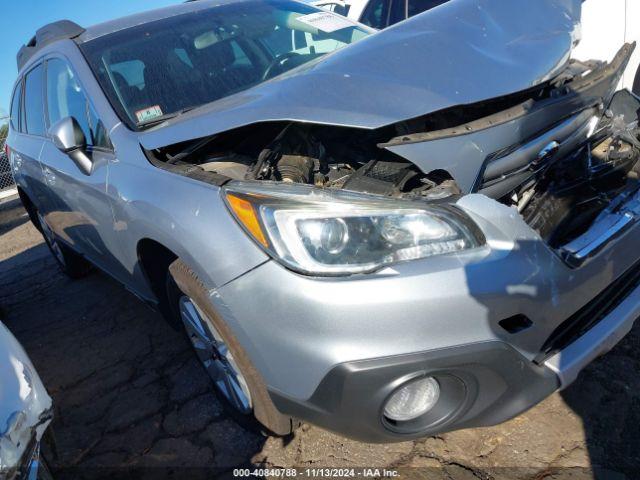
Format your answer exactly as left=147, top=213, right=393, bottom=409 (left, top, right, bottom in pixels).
left=10, top=82, right=23, bottom=132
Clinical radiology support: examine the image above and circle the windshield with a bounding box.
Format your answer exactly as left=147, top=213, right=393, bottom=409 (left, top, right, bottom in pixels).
left=80, top=0, right=370, bottom=129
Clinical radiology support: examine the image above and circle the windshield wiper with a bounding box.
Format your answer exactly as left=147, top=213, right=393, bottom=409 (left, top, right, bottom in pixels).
left=137, top=106, right=197, bottom=130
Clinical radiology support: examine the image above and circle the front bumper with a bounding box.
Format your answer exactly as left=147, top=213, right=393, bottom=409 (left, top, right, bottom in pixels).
left=271, top=341, right=560, bottom=442
left=268, top=275, right=640, bottom=442
left=214, top=194, right=640, bottom=441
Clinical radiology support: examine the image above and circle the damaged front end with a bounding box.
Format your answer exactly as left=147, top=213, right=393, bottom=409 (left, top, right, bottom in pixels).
left=114, top=0, right=640, bottom=441
left=146, top=40, right=640, bottom=273
left=0, top=322, right=52, bottom=480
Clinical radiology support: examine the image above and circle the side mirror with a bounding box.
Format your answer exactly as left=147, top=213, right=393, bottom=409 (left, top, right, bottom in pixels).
left=49, top=117, right=93, bottom=176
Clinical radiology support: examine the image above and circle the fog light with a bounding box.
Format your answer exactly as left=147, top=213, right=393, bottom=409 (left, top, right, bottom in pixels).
left=384, top=377, right=440, bottom=422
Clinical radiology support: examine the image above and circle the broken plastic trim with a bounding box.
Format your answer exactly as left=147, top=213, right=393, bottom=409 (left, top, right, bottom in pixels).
left=560, top=184, right=640, bottom=267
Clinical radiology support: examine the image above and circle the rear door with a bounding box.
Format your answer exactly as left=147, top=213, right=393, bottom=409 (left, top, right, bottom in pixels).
left=10, top=64, right=51, bottom=212
left=38, top=55, right=121, bottom=274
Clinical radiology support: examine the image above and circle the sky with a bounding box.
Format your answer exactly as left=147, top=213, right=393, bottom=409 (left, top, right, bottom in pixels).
left=0, top=0, right=179, bottom=121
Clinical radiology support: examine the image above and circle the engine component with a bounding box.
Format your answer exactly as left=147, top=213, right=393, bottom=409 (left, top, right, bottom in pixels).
left=275, top=155, right=315, bottom=183
left=342, top=161, right=410, bottom=196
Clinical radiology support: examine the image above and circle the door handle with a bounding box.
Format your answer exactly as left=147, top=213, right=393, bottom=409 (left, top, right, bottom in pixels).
left=43, top=167, right=56, bottom=185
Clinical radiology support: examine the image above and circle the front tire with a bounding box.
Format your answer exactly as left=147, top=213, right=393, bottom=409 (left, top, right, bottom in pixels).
left=36, top=211, right=91, bottom=279
left=166, top=259, right=297, bottom=436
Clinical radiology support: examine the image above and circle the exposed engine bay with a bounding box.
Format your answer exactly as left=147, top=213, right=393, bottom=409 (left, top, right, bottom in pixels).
left=146, top=44, right=640, bottom=259
left=148, top=118, right=461, bottom=198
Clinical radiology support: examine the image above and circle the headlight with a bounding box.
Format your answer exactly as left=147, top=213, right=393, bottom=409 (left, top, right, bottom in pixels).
left=223, top=183, right=483, bottom=275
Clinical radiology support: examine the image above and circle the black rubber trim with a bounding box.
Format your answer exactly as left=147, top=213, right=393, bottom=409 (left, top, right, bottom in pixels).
left=269, top=341, right=558, bottom=443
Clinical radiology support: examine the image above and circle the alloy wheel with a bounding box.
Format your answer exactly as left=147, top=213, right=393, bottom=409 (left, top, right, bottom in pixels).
left=179, top=296, right=252, bottom=414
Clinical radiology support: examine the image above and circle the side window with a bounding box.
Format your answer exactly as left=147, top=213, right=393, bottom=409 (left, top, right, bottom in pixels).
left=407, top=0, right=448, bottom=18
left=46, top=58, right=91, bottom=142
left=24, top=64, right=46, bottom=136
left=46, top=58, right=110, bottom=149
left=360, top=0, right=390, bottom=29
left=10, top=82, right=22, bottom=132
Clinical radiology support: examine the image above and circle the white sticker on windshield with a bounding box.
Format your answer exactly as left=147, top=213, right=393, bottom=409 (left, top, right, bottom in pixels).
left=296, top=12, right=356, bottom=33
left=136, top=105, right=163, bottom=123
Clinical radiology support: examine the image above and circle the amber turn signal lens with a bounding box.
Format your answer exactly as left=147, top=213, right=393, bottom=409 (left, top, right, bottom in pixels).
left=226, top=193, right=269, bottom=248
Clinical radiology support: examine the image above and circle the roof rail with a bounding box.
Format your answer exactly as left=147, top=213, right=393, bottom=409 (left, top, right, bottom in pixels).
left=16, top=20, right=85, bottom=71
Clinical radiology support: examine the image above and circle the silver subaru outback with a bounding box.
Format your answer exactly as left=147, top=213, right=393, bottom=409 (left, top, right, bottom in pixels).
left=6, top=0, right=640, bottom=442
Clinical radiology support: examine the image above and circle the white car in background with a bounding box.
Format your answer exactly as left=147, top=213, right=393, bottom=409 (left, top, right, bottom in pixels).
left=312, top=0, right=447, bottom=29
left=314, top=0, right=640, bottom=93
left=573, top=0, right=640, bottom=93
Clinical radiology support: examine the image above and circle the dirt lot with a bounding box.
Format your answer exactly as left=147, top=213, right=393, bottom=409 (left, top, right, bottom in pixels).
left=0, top=196, right=639, bottom=479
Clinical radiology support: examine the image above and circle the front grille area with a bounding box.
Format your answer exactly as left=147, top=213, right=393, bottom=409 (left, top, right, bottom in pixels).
left=535, top=258, right=640, bottom=363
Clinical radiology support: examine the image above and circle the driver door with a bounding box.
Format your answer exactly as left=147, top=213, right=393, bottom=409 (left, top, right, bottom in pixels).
left=39, top=56, right=122, bottom=275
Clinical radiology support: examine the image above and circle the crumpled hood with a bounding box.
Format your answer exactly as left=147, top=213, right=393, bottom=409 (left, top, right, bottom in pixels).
left=0, top=322, right=52, bottom=475
left=139, top=0, right=581, bottom=150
